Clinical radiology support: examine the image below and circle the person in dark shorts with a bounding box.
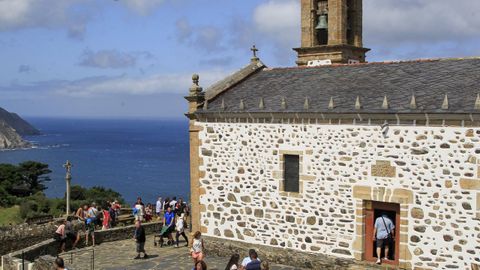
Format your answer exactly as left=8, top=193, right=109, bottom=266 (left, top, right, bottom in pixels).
left=373, top=213, right=395, bottom=264
left=65, top=216, right=80, bottom=249
left=54, top=219, right=67, bottom=253
left=133, top=220, right=148, bottom=259
left=161, top=206, right=175, bottom=246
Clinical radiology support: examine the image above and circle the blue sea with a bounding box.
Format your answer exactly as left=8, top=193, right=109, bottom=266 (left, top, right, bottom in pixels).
left=0, top=118, right=190, bottom=205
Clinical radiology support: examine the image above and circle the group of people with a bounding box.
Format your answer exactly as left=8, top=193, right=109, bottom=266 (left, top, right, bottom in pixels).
left=54, top=200, right=122, bottom=252
left=189, top=248, right=270, bottom=270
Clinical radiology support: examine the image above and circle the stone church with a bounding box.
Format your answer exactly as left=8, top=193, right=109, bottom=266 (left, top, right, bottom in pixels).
left=185, top=0, right=480, bottom=269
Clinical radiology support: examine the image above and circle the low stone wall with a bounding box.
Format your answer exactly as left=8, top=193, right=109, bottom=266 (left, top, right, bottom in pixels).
left=1, top=222, right=162, bottom=270
left=203, top=236, right=389, bottom=270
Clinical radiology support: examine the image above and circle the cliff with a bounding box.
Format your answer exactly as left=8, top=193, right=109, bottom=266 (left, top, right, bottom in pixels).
left=0, top=108, right=40, bottom=136
left=0, top=107, right=38, bottom=149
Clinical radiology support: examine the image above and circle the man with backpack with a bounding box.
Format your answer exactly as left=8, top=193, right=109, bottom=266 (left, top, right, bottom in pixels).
left=373, top=213, right=395, bottom=265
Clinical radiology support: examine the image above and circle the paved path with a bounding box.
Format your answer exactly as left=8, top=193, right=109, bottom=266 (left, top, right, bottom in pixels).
left=62, top=235, right=307, bottom=270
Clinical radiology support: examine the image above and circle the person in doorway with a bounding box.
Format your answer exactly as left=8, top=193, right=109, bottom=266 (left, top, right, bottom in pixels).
left=133, top=220, right=148, bottom=259
left=373, top=212, right=395, bottom=264
left=175, top=213, right=189, bottom=247
left=54, top=257, right=68, bottom=270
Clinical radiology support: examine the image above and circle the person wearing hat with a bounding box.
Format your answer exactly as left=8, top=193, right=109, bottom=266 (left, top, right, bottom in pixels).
left=175, top=213, right=188, bottom=247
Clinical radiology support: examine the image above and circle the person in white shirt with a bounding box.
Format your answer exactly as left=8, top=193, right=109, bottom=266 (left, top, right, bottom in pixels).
left=155, top=197, right=162, bottom=218
left=241, top=249, right=261, bottom=269
left=175, top=213, right=189, bottom=247
left=169, top=196, right=177, bottom=209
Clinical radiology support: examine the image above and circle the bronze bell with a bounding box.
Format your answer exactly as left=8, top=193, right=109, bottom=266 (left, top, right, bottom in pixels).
left=315, top=14, right=328, bottom=30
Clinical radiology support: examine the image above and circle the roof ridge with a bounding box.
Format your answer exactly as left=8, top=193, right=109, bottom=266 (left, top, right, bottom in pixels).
left=204, top=60, right=266, bottom=101
left=266, top=56, right=480, bottom=71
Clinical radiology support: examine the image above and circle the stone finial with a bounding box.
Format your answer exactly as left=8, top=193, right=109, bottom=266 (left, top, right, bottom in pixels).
left=189, top=74, right=203, bottom=96
left=250, top=45, right=259, bottom=62
left=203, top=100, right=208, bottom=110
left=410, top=94, right=417, bottom=110
left=442, top=94, right=449, bottom=110
left=221, top=98, right=226, bottom=110
left=239, top=99, right=245, bottom=110
left=304, top=97, right=310, bottom=110
left=475, top=94, right=480, bottom=110
left=355, top=96, right=362, bottom=110
left=281, top=97, right=287, bottom=109
left=382, top=95, right=389, bottom=110
left=328, top=97, right=335, bottom=110
left=259, top=97, right=265, bottom=109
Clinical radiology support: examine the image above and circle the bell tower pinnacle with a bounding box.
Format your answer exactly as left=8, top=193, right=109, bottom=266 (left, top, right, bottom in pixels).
left=294, top=0, right=370, bottom=66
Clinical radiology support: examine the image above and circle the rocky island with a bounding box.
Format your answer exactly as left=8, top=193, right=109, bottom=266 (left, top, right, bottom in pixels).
left=0, top=107, right=40, bottom=149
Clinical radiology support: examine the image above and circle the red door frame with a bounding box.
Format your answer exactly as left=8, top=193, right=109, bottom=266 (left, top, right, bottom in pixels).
left=364, top=201, right=400, bottom=265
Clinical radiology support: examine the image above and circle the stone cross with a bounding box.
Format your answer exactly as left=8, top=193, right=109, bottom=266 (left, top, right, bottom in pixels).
left=63, top=160, right=73, bottom=216
left=250, top=45, right=259, bottom=62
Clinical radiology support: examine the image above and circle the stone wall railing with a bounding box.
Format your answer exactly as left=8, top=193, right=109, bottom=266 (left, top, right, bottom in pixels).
left=1, top=221, right=162, bottom=270
left=203, top=236, right=388, bottom=270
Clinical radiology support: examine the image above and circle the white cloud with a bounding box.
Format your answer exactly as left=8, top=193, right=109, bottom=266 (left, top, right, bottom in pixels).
left=79, top=49, right=138, bottom=69
left=0, top=70, right=231, bottom=98
left=121, top=0, right=165, bottom=16
left=364, top=0, right=480, bottom=44
left=253, top=0, right=300, bottom=47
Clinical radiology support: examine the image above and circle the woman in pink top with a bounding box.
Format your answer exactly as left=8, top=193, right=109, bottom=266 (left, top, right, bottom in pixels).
left=54, top=219, right=67, bottom=253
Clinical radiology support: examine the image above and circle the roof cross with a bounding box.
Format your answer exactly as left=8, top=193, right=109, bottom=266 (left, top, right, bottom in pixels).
left=250, top=45, right=259, bottom=62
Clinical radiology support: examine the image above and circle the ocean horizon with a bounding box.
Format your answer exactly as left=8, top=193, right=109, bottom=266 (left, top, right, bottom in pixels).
left=0, top=117, right=190, bottom=205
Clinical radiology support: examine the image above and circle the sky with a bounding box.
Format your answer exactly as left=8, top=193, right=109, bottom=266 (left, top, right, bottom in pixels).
left=1, top=0, right=480, bottom=119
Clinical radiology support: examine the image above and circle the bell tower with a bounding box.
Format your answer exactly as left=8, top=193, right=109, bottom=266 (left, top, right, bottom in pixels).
left=294, top=0, right=370, bottom=66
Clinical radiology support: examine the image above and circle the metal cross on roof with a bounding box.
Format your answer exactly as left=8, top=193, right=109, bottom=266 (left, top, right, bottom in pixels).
left=250, top=45, right=259, bottom=62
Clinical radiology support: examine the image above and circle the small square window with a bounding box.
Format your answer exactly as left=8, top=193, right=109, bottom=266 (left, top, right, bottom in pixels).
left=283, top=155, right=300, bottom=193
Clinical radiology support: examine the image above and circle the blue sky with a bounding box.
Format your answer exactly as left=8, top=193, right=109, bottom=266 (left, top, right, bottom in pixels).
left=1, top=0, right=480, bottom=119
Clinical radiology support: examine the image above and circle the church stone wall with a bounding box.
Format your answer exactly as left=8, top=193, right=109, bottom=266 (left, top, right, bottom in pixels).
left=196, top=122, right=480, bottom=270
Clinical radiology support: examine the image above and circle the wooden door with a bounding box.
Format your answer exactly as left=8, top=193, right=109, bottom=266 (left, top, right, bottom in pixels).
left=364, top=201, right=400, bottom=265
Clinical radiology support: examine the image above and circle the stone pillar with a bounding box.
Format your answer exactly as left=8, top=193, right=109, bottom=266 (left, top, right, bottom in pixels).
left=300, top=0, right=315, bottom=47
left=352, top=0, right=363, bottom=47
left=63, top=160, right=73, bottom=216
left=184, top=74, right=205, bottom=234
left=328, top=0, right=347, bottom=45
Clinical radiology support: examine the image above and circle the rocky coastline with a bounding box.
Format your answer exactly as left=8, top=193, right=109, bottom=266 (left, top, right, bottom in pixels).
left=0, top=107, right=39, bottom=150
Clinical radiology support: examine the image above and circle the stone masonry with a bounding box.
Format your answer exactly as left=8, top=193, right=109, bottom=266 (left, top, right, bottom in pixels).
left=195, top=122, right=480, bottom=269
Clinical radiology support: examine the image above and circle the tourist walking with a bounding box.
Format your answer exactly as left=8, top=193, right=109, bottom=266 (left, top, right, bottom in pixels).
left=54, top=257, right=68, bottom=270
left=133, top=220, right=149, bottom=259
left=194, top=260, right=207, bottom=270
left=155, top=196, right=162, bottom=219
left=241, top=249, right=261, bottom=270
left=161, top=206, right=175, bottom=246
left=175, top=213, right=189, bottom=247
left=225, top=253, right=240, bottom=270
left=373, top=212, right=395, bottom=265
left=54, top=219, right=67, bottom=253
left=65, top=216, right=80, bottom=249
left=190, top=231, right=205, bottom=265
left=85, top=217, right=95, bottom=246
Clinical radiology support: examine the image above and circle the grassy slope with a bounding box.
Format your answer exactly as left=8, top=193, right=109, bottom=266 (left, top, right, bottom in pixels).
left=0, top=206, right=22, bottom=226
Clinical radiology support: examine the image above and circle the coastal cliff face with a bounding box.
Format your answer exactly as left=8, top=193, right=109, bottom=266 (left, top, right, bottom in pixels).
left=0, top=107, right=38, bottom=149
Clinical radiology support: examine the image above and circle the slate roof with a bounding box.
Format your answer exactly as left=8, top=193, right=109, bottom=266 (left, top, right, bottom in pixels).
left=199, top=58, right=480, bottom=115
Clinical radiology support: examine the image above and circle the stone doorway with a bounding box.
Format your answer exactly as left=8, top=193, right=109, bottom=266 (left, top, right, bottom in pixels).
left=364, top=201, right=400, bottom=266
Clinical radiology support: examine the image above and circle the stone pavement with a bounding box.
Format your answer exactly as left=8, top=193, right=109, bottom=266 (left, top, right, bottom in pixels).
left=62, top=235, right=307, bottom=270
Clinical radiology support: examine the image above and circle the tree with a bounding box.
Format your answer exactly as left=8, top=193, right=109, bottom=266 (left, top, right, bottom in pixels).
left=17, top=161, right=51, bottom=194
